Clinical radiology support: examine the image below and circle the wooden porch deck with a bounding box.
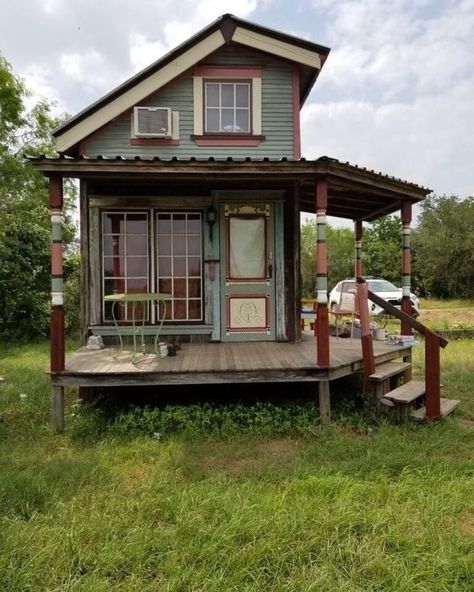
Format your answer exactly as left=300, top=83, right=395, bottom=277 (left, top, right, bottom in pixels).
left=52, top=332, right=413, bottom=387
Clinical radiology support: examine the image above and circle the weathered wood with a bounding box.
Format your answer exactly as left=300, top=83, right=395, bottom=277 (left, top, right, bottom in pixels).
left=411, top=397, right=459, bottom=421
left=50, top=308, right=65, bottom=374
left=79, top=181, right=89, bottom=345
left=89, top=208, right=101, bottom=326
left=50, top=335, right=415, bottom=389
left=318, top=380, right=331, bottom=424
left=51, top=385, right=64, bottom=433
left=315, top=178, right=330, bottom=367
left=425, top=332, right=441, bottom=418
left=370, top=361, right=411, bottom=381
left=357, top=281, right=375, bottom=388
left=384, top=380, right=425, bottom=404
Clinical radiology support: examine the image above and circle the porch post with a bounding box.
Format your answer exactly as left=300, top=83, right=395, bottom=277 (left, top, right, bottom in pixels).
left=49, top=176, right=65, bottom=433
left=315, top=179, right=330, bottom=368
left=354, top=220, right=363, bottom=278
left=401, top=201, right=412, bottom=335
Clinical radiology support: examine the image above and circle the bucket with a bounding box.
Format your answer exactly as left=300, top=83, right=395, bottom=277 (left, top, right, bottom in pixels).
left=375, top=328, right=386, bottom=341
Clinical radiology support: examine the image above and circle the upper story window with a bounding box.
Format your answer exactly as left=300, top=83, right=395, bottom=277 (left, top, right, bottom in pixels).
left=192, top=66, right=263, bottom=146
left=204, top=81, right=251, bottom=134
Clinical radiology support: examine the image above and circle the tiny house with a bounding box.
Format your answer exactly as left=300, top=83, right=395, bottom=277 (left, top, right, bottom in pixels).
left=31, top=14, right=456, bottom=431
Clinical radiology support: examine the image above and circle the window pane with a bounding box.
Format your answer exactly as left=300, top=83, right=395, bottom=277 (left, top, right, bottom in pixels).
left=173, top=257, right=186, bottom=276
left=221, top=84, right=234, bottom=107
left=236, top=84, right=249, bottom=108
left=126, top=214, right=147, bottom=234
left=205, top=83, right=219, bottom=107
left=188, top=257, right=201, bottom=276
left=188, top=300, right=202, bottom=320
left=173, top=300, right=186, bottom=320
left=221, top=109, right=234, bottom=131
left=126, top=278, right=148, bottom=293
left=103, top=235, right=125, bottom=256
left=104, top=278, right=124, bottom=296
left=159, top=278, right=172, bottom=293
left=173, top=236, right=186, bottom=256
left=157, top=214, right=171, bottom=234
left=236, top=109, right=249, bottom=133
left=103, top=256, right=124, bottom=277
left=158, top=236, right=171, bottom=256
left=206, top=108, right=219, bottom=132
left=173, top=278, right=186, bottom=298
left=187, top=214, right=201, bottom=234
left=126, top=256, right=147, bottom=277
left=173, top=214, right=186, bottom=234
left=229, top=216, right=265, bottom=278
left=158, top=257, right=171, bottom=276
left=188, top=278, right=201, bottom=298
left=126, top=234, right=147, bottom=256
left=187, top=235, right=201, bottom=256
left=103, top=213, right=124, bottom=235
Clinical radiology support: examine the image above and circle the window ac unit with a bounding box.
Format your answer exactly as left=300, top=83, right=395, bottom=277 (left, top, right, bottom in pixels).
left=133, top=107, right=172, bottom=137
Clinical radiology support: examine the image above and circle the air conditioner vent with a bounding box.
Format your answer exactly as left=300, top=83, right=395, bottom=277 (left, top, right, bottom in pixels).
left=133, top=107, right=172, bottom=137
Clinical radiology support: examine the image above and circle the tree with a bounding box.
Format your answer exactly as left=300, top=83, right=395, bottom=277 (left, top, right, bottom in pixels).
left=412, top=195, right=474, bottom=298
left=0, top=55, right=77, bottom=340
left=362, top=216, right=402, bottom=285
left=300, top=217, right=354, bottom=297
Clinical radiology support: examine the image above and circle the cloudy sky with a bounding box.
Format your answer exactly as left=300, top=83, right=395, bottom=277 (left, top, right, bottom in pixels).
left=1, top=0, right=473, bottom=201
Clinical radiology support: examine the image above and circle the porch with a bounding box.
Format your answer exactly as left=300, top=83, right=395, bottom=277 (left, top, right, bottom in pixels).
left=52, top=332, right=414, bottom=387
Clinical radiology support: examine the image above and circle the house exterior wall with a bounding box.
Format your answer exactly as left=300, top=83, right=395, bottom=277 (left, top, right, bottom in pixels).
left=83, top=45, right=296, bottom=159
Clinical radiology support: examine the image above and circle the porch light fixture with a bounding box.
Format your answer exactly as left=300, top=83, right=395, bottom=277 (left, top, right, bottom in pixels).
left=206, top=204, right=217, bottom=241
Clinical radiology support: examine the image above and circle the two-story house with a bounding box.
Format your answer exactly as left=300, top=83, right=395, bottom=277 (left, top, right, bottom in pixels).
left=31, top=14, right=455, bottom=431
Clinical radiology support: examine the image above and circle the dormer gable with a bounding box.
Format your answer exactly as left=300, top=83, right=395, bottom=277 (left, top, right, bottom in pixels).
left=54, top=14, right=329, bottom=156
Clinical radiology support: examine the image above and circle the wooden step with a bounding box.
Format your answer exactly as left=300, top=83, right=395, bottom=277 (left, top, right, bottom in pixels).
left=411, top=398, right=460, bottom=421
left=384, top=380, right=425, bottom=404
left=370, top=362, right=411, bottom=382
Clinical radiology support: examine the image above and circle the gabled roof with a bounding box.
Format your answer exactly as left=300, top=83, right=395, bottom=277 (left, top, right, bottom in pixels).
left=53, top=14, right=330, bottom=154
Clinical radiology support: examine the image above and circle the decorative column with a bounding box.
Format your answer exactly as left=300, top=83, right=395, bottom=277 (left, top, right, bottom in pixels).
left=49, top=176, right=65, bottom=433
left=354, top=220, right=363, bottom=278
left=401, top=201, right=412, bottom=335
left=315, top=179, right=330, bottom=368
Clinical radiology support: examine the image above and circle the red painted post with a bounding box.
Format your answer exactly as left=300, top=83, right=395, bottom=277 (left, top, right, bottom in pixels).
left=425, top=332, right=441, bottom=418
left=315, top=179, right=330, bottom=368
left=49, top=176, right=65, bottom=374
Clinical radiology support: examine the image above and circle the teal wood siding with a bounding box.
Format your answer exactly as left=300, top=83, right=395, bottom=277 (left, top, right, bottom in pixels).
left=84, top=45, right=295, bottom=159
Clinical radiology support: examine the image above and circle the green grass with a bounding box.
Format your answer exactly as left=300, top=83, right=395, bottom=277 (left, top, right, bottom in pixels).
left=419, top=298, right=474, bottom=310
left=0, top=339, right=473, bottom=591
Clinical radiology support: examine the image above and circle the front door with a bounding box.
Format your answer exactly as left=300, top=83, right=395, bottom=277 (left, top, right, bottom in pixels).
left=221, top=203, right=275, bottom=341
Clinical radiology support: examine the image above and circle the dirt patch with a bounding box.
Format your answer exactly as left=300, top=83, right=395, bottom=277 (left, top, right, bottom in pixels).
left=460, top=513, right=474, bottom=537
left=187, top=437, right=302, bottom=477
left=418, top=309, right=474, bottom=326
left=459, top=419, right=474, bottom=431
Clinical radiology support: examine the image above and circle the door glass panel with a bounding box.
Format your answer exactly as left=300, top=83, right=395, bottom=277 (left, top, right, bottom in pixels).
left=229, top=216, right=265, bottom=279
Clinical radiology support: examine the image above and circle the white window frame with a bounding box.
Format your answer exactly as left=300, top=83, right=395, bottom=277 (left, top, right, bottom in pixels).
left=193, top=72, right=261, bottom=136
left=204, top=81, right=251, bottom=134
left=101, top=209, right=204, bottom=324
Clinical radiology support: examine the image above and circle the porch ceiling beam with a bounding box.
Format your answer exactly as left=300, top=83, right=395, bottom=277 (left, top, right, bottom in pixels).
left=29, top=158, right=429, bottom=201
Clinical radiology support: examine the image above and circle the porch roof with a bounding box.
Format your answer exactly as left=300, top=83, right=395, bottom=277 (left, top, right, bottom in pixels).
left=28, top=154, right=431, bottom=222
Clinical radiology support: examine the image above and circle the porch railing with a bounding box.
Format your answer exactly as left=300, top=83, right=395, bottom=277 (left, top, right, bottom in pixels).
left=356, top=279, right=448, bottom=419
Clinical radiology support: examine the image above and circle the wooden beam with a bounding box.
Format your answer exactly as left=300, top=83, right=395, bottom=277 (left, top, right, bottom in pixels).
left=425, top=332, right=441, bottom=419
left=318, top=380, right=331, bottom=424
left=315, top=179, right=330, bottom=367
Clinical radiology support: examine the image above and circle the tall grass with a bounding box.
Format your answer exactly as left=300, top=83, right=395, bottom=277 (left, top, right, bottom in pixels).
left=0, top=339, right=473, bottom=591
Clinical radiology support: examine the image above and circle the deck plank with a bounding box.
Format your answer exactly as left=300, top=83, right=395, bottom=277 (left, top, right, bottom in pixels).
left=56, top=333, right=414, bottom=386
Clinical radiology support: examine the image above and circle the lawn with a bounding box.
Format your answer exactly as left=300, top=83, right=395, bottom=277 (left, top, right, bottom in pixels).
left=0, top=337, right=473, bottom=591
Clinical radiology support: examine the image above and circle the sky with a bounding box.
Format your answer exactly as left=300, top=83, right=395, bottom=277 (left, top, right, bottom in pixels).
left=1, top=0, right=473, bottom=209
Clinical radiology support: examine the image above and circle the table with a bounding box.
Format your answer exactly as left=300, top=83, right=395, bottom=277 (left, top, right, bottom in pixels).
left=104, top=292, right=172, bottom=362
